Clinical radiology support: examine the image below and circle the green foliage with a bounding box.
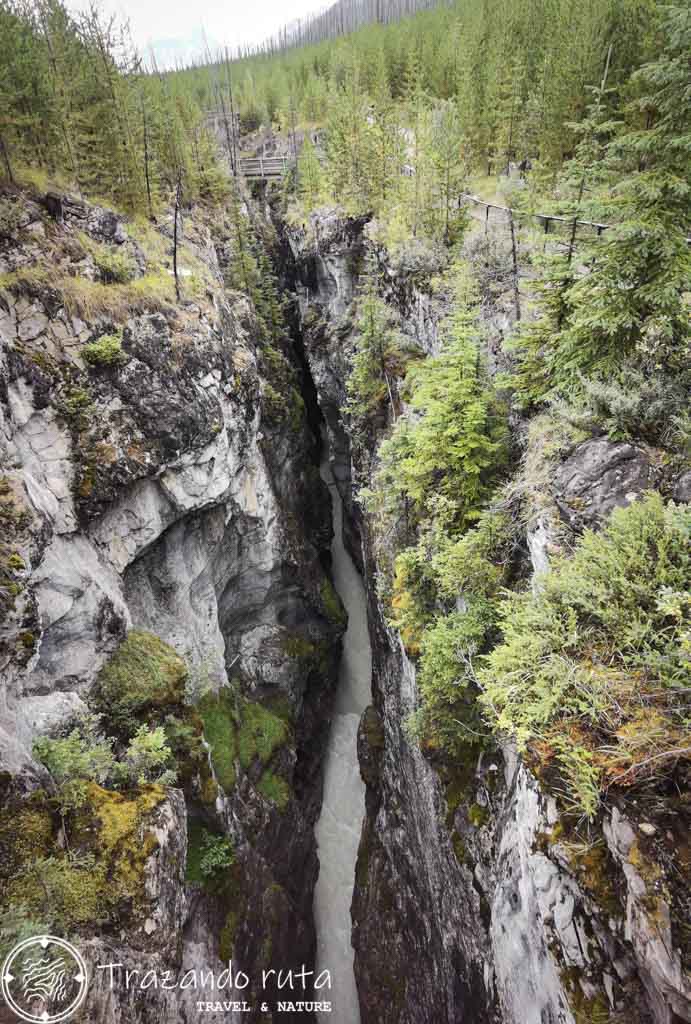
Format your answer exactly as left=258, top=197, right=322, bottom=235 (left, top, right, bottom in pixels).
left=93, top=247, right=136, bottom=284
left=33, top=715, right=176, bottom=814
left=0, top=197, right=22, bottom=238
left=372, top=265, right=507, bottom=535
left=0, top=904, right=50, bottom=961
left=82, top=331, right=126, bottom=367
left=256, top=772, right=291, bottom=811
left=346, top=271, right=411, bottom=424
left=0, top=0, right=230, bottom=211
left=93, top=630, right=188, bottom=739
left=479, top=494, right=691, bottom=816
left=551, top=362, right=691, bottom=451
left=198, top=689, right=239, bottom=791
left=320, top=577, right=347, bottom=626
left=395, top=502, right=516, bottom=746
left=0, top=477, right=31, bottom=627
left=186, top=823, right=235, bottom=884
left=199, top=832, right=235, bottom=878
left=33, top=715, right=116, bottom=819
left=115, top=725, right=177, bottom=787
left=2, top=784, right=166, bottom=932
left=297, top=138, right=325, bottom=208
left=513, top=4, right=691, bottom=405
left=413, top=607, right=491, bottom=755
left=258, top=342, right=305, bottom=430
left=236, top=701, right=290, bottom=771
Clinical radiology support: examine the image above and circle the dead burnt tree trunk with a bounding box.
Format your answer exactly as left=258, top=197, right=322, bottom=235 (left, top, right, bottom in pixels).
left=173, top=176, right=182, bottom=302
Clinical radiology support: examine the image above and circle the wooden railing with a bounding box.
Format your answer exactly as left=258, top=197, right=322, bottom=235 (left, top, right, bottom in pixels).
left=239, top=156, right=291, bottom=179
left=460, top=192, right=609, bottom=236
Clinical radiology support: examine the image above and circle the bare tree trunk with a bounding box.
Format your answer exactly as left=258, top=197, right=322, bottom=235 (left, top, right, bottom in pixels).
left=173, top=176, right=182, bottom=302
left=225, top=48, right=238, bottom=176
left=217, top=85, right=235, bottom=173
left=508, top=209, right=521, bottom=322
left=0, top=135, right=14, bottom=183
left=141, top=97, right=153, bottom=218
left=289, top=94, right=299, bottom=188
left=39, top=8, right=82, bottom=193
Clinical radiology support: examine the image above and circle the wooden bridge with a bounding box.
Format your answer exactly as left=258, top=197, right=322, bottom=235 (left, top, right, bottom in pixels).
left=239, top=156, right=292, bottom=180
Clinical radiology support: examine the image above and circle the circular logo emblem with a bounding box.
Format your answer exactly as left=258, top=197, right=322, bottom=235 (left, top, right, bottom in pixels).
left=1, top=935, right=88, bottom=1023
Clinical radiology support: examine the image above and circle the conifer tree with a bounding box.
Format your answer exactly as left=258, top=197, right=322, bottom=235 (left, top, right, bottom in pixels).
left=541, top=7, right=689, bottom=395
left=347, top=270, right=400, bottom=421
left=429, top=98, right=468, bottom=245
left=297, top=137, right=324, bottom=209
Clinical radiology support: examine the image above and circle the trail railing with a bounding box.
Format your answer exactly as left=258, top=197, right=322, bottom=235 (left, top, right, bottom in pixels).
left=460, top=192, right=609, bottom=238
left=239, top=156, right=291, bottom=180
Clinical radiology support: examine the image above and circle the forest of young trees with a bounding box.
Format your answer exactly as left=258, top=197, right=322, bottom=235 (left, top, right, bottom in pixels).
left=0, top=0, right=229, bottom=213
left=0, top=0, right=682, bottom=224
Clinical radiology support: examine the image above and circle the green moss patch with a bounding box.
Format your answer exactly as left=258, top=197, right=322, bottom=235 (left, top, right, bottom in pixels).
left=468, top=803, right=489, bottom=828
left=93, top=630, right=188, bottom=738
left=256, top=772, right=291, bottom=811
left=0, top=801, right=54, bottom=880
left=1, top=784, right=165, bottom=932
left=199, top=689, right=239, bottom=791
left=82, top=331, right=126, bottom=367
left=199, top=689, right=292, bottom=801
left=320, top=577, right=347, bottom=626
left=237, top=701, right=290, bottom=770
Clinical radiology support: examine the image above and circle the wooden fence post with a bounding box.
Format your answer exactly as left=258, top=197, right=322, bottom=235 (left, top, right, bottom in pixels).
left=508, top=209, right=521, bottom=322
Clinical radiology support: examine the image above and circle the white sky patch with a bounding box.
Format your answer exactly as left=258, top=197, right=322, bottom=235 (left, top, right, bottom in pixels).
left=64, top=0, right=329, bottom=67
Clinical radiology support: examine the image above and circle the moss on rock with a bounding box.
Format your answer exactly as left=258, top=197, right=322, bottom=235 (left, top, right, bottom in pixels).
left=93, top=630, right=188, bottom=738
left=1, top=784, right=165, bottom=932
left=199, top=689, right=292, bottom=802
left=256, top=772, right=291, bottom=811
left=320, top=577, right=347, bottom=627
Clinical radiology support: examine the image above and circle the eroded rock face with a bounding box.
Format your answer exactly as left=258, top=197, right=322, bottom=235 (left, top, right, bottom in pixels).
left=352, top=634, right=497, bottom=1024
left=0, top=188, right=343, bottom=1023
left=292, top=209, right=691, bottom=1024
left=554, top=438, right=656, bottom=531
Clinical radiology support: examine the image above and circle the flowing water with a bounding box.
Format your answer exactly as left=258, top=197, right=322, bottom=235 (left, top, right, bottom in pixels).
left=313, top=448, right=372, bottom=1024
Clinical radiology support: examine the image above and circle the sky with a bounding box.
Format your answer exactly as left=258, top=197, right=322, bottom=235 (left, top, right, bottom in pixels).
left=65, top=0, right=328, bottom=67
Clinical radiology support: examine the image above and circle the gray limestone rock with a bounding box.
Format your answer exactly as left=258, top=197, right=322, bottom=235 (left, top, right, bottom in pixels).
left=554, top=437, right=655, bottom=530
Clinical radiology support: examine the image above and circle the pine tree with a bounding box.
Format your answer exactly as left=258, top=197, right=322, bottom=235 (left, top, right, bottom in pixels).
left=297, top=137, right=324, bottom=209
left=512, top=56, right=622, bottom=403
left=346, top=269, right=401, bottom=422
left=367, top=49, right=402, bottom=207
left=429, top=98, right=468, bottom=245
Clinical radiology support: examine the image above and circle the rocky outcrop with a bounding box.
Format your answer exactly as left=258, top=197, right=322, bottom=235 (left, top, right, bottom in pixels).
left=352, top=629, right=497, bottom=1024
left=554, top=437, right=657, bottom=531
left=0, top=186, right=343, bottom=1023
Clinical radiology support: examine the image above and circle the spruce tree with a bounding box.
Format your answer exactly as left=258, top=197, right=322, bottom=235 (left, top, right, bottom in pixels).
left=557, top=7, right=690, bottom=387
